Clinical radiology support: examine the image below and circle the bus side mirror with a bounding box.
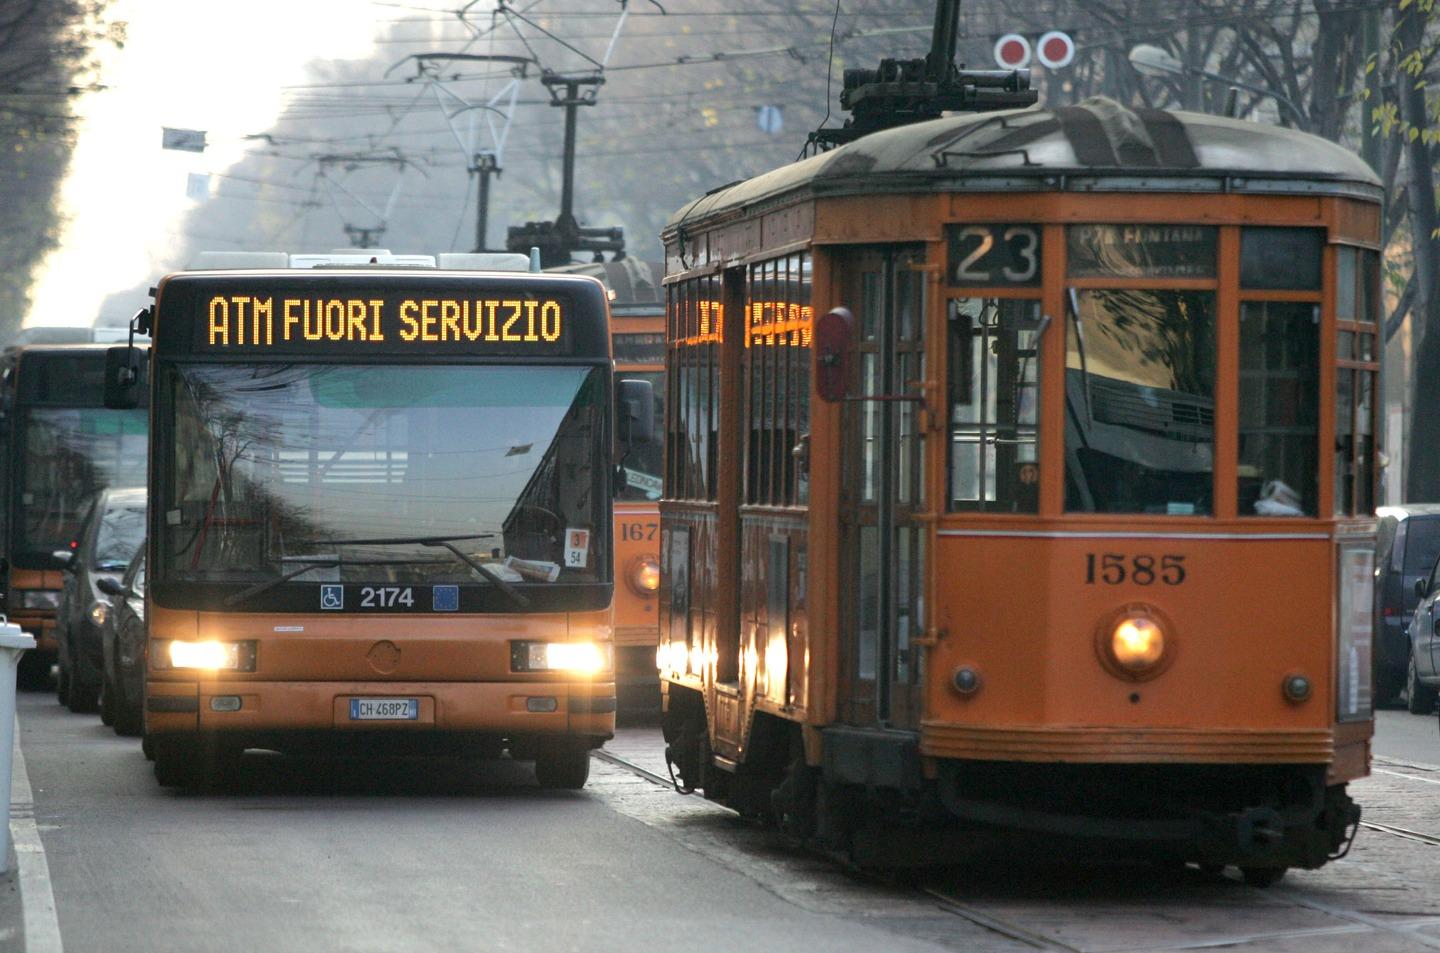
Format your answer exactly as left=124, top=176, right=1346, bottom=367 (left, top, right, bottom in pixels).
left=815, top=307, right=854, bottom=403
left=97, top=577, right=125, bottom=597
left=103, top=345, right=144, bottom=409
left=617, top=378, right=655, bottom=446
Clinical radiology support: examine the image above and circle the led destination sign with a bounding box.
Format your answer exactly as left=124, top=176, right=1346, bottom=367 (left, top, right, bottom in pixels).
left=199, top=293, right=568, bottom=352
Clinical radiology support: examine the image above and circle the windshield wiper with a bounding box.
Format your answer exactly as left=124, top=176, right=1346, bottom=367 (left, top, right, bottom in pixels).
left=306, top=533, right=531, bottom=609
left=222, top=556, right=453, bottom=607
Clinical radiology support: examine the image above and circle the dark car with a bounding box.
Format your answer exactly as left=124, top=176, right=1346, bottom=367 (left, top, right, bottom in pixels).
left=1404, top=552, right=1440, bottom=716
left=99, top=547, right=146, bottom=736
left=1374, top=505, right=1440, bottom=709
left=54, top=487, right=146, bottom=713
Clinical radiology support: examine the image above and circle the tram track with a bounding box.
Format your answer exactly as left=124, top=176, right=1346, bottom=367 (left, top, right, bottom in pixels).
left=594, top=746, right=1440, bottom=952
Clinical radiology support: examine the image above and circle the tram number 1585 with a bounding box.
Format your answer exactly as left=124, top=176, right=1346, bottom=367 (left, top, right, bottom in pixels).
left=1084, top=554, right=1186, bottom=586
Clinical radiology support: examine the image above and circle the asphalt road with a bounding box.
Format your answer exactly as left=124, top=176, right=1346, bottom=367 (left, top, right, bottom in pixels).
left=1375, top=708, right=1440, bottom=765
left=7, top=691, right=1440, bottom=953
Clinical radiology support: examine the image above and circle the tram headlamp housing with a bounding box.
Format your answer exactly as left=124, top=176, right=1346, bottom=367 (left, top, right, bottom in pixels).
left=18, top=589, right=60, bottom=610
left=627, top=556, right=661, bottom=596
left=154, top=640, right=257, bottom=672
left=1096, top=606, right=1173, bottom=681
left=88, top=600, right=109, bottom=627
left=511, top=640, right=612, bottom=675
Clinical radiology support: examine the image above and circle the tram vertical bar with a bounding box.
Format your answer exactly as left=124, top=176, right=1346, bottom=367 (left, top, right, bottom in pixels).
left=1214, top=226, right=1240, bottom=520
left=0, top=624, right=36, bottom=874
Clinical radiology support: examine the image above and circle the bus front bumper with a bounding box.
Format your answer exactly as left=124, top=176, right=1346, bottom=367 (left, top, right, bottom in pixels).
left=145, top=679, right=616, bottom=741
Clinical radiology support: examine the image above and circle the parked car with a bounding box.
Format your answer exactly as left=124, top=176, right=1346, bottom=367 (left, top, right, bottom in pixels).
left=54, top=488, right=146, bottom=713
left=99, top=547, right=146, bottom=736
left=1374, top=505, right=1440, bottom=708
left=1404, top=552, right=1440, bottom=715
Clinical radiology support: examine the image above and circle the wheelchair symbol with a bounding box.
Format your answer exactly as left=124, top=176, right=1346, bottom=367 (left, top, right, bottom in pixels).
left=320, top=584, right=344, bottom=610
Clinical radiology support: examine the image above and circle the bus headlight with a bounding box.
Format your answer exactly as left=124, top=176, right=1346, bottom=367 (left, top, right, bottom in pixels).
left=511, top=641, right=612, bottom=675
left=88, top=601, right=109, bottom=627
left=155, top=640, right=257, bottom=672
left=1097, top=606, right=1172, bottom=680
left=628, top=556, right=661, bottom=595
left=18, top=590, right=60, bottom=610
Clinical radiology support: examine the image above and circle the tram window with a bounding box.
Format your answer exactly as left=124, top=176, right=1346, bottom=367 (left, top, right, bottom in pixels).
left=1067, top=225, right=1216, bottom=279
left=667, top=274, right=721, bottom=502
left=1238, top=302, right=1319, bottom=517
left=947, top=298, right=1042, bottom=512
left=1334, top=246, right=1380, bottom=516
left=1064, top=290, right=1216, bottom=515
left=1240, top=228, right=1323, bottom=290
left=744, top=253, right=812, bottom=507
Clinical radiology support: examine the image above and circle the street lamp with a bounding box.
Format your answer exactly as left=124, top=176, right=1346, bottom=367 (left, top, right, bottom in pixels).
left=1126, top=43, right=1304, bottom=126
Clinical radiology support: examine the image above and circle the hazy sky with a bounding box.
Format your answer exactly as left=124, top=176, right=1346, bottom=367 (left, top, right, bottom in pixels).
left=26, top=0, right=377, bottom=327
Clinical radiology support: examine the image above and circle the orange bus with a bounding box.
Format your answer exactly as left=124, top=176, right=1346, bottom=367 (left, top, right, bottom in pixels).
left=110, top=250, right=649, bottom=790
left=0, top=344, right=148, bottom=691
left=553, top=259, right=665, bottom=707
left=657, top=101, right=1378, bottom=884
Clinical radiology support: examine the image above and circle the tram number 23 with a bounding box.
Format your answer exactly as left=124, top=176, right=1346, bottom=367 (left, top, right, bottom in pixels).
left=1084, top=554, right=1186, bottom=586
left=947, top=224, right=1041, bottom=287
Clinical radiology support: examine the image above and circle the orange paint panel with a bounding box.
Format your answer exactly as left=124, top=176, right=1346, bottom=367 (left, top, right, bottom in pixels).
left=926, top=534, right=1334, bottom=736
left=612, top=502, right=661, bottom=647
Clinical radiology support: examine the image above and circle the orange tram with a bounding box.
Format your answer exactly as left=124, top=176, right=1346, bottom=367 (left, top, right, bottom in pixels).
left=111, top=251, right=645, bottom=790
left=657, top=100, right=1379, bottom=883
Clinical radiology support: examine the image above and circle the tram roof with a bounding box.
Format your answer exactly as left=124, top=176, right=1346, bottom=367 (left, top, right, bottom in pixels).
left=665, top=99, right=1381, bottom=235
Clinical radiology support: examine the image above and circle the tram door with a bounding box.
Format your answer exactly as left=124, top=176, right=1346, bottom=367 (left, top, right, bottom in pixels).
left=837, top=246, right=928, bottom=731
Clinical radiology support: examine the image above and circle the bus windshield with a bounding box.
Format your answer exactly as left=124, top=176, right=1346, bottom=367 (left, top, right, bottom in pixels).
left=17, top=409, right=147, bottom=565
left=157, top=363, right=608, bottom=590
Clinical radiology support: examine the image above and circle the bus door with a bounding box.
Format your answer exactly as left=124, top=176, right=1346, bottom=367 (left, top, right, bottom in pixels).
left=836, top=246, right=928, bottom=731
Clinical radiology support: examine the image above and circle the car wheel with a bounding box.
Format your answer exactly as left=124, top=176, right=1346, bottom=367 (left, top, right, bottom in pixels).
left=1375, top=663, right=1405, bottom=707
left=1241, top=866, right=1287, bottom=888
left=55, top=657, right=70, bottom=705
left=114, top=687, right=144, bottom=737
left=1406, top=651, right=1439, bottom=715
left=100, top=676, right=116, bottom=727
left=534, top=743, right=591, bottom=790
left=65, top=672, right=98, bottom=714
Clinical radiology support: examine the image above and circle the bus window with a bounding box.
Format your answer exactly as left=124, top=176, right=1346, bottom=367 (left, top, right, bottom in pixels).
left=947, top=298, right=1042, bottom=513
left=19, top=407, right=147, bottom=565
left=162, top=363, right=606, bottom=586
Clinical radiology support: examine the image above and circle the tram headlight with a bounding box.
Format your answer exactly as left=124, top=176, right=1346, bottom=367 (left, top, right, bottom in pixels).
left=155, top=640, right=256, bottom=672
left=627, top=556, right=661, bottom=596
left=511, top=640, right=612, bottom=675
left=1097, top=606, right=1172, bottom=680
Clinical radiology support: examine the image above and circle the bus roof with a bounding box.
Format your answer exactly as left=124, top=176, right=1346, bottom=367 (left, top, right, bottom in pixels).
left=665, top=99, right=1381, bottom=237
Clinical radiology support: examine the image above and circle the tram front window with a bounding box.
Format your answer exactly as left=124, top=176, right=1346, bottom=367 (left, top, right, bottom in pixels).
left=157, top=363, right=607, bottom=590
left=1064, top=289, right=1216, bottom=515
left=617, top=370, right=663, bottom=502
left=1238, top=302, right=1319, bottom=517
left=17, top=409, right=147, bottom=565
left=948, top=298, right=1042, bottom=512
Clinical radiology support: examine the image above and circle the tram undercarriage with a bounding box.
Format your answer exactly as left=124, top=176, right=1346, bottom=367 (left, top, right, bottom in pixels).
left=662, top=692, right=1358, bottom=881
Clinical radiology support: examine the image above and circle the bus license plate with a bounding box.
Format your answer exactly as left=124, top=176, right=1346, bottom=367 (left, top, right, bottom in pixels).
left=349, top=698, right=419, bottom=721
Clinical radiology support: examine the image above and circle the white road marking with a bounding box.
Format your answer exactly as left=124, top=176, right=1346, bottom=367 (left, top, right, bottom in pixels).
left=10, top=718, right=63, bottom=953
left=1374, top=767, right=1440, bottom=786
